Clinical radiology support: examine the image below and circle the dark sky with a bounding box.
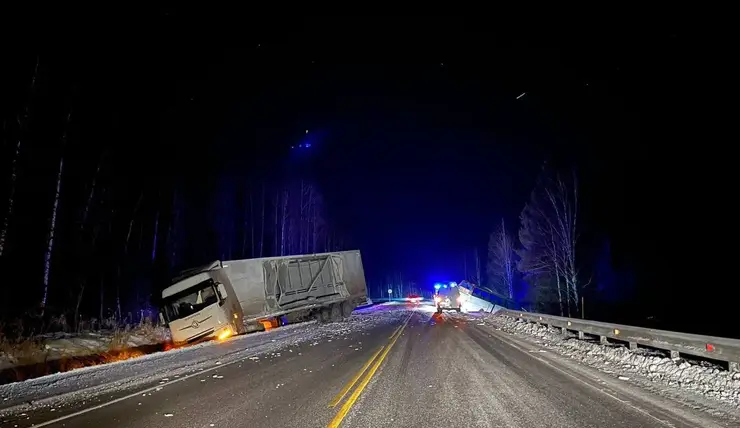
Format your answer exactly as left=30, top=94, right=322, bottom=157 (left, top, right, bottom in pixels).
left=204, top=17, right=645, bottom=283
left=3, top=15, right=735, bottom=330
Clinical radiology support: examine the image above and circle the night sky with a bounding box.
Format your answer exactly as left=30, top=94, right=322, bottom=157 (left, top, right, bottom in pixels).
left=2, top=15, right=736, bottom=335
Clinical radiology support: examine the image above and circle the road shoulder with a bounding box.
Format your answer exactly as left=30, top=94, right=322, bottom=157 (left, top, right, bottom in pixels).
left=474, top=319, right=740, bottom=427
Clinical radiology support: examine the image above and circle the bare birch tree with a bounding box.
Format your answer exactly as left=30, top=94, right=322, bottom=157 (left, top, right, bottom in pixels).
left=299, top=180, right=306, bottom=253
left=1, top=57, right=39, bottom=257
left=118, top=192, right=142, bottom=321
left=242, top=185, right=250, bottom=257
left=169, top=186, right=180, bottom=269
left=516, top=169, right=580, bottom=316
left=541, top=172, right=580, bottom=315
left=463, top=252, right=468, bottom=281
left=311, top=187, right=322, bottom=253
left=279, top=188, right=289, bottom=256
left=473, top=248, right=482, bottom=288
left=82, top=153, right=104, bottom=228
left=152, top=209, right=159, bottom=262
left=487, top=219, right=515, bottom=299
left=259, top=182, right=265, bottom=257
left=75, top=154, right=104, bottom=330
left=41, top=111, right=71, bottom=315
left=273, top=189, right=279, bottom=254
left=250, top=183, right=255, bottom=256
left=517, top=194, right=565, bottom=315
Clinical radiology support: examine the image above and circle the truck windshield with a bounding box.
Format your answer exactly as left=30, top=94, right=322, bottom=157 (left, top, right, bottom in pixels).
left=163, top=279, right=219, bottom=322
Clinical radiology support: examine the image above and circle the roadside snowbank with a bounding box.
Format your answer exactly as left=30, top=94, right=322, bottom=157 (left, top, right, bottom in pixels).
left=490, top=314, right=740, bottom=408
left=0, top=308, right=410, bottom=416
left=0, top=325, right=170, bottom=373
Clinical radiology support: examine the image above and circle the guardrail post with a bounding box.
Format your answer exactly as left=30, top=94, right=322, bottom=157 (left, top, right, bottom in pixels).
left=599, top=336, right=608, bottom=345
left=560, top=327, right=567, bottom=336
left=670, top=350, right=680, bottom=360
left=577, top=331, right=585, bottom=340
left=729, top=362, right=738, bottom=372
left=628, top=342, right=637, bottom=350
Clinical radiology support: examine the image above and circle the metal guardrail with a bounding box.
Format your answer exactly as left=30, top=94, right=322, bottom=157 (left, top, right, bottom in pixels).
left=496, top=309, right=740, bottom=371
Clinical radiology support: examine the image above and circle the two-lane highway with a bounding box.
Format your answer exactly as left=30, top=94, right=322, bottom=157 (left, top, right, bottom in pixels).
left=1, top=303, right=734, bottom=427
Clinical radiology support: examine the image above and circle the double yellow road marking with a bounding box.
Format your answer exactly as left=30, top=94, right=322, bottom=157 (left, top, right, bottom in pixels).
left=327, top=314, right=412, bottom=427
left=328, top=345, right=385, bottom=408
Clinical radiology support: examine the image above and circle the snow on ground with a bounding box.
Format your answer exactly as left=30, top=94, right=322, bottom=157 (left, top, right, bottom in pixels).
left=0, top=305, right=412, bottom=416
left=0, top=325, right=170, bottom=373
left=485, top=313, right=740, bottom=410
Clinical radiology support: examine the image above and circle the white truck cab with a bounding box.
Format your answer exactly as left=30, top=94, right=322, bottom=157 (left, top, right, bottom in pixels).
left=160, top=264, right=242, bottom=344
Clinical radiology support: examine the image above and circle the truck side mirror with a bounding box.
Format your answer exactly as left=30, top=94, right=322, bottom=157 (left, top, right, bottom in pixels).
left=217, top=283, right=228, bottom=300
left=159, top=312, right=167, bottom=326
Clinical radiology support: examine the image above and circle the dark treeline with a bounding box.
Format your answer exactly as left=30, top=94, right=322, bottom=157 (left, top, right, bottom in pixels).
left=0, top=54, right=345, bottom=335
left=486, top=164, right=637, bottom=322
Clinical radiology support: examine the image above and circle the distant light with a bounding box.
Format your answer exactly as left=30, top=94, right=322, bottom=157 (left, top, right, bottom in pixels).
left=442, top=284, right=447, bottom=288
left=291, top=146, right=295, bottom=149
left=305, top=129, right=309, bottom=134
left=516, top=92, right=526, bottom=100
left=434, top=283, right=441, bottom=290
left=305, top=143, right=311, bottom=148
left=450, top=282, right=457, bottom=287
left=299, top=144, right=303, bottom=148
left=388, top=289, right=393, bottom=294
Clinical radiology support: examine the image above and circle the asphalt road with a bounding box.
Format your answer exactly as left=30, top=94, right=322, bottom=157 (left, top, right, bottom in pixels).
left=1, top=303, right=733, bottom=427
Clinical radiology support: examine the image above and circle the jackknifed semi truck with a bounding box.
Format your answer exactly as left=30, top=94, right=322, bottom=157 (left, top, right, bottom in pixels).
left=159, top=250, right=368, bottom=345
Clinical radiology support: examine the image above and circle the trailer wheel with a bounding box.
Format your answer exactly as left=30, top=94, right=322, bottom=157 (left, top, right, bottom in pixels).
left=330, top=303, right=342, bottom=322
left=319, top=307, right=332, bottom=323
left=340, top=301, right=354, bottom=319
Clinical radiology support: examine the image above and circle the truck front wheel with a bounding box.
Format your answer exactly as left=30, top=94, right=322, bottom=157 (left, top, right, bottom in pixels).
left=329, top=303, right=342, bottom=322
left=318, top=307, right=332, bottom=323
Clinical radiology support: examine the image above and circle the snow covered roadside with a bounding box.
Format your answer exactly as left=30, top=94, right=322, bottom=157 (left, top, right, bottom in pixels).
left=486, top=314, right=740, bottom=411
left=0, top=325, right=170, bottom=374
left=0, top=308, right=411, bottom=417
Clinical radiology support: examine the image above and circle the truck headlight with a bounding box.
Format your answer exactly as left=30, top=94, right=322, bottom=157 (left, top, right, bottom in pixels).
left=217, top=327, right=232, bottom=341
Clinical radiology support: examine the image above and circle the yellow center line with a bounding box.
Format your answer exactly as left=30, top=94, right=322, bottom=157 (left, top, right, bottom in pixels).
left=328, top=345, right=385, bottom=408
left=328, top=314, right=412, bottom=428
left=328, top=317, right=408, bottom=408
left=388, top=323, right=404, bottom=340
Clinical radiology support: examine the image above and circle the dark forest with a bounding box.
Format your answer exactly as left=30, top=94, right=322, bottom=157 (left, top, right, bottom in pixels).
left=1, top=17, right=736, bottom=340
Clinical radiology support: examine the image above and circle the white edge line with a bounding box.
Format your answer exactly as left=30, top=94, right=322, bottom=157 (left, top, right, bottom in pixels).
left=28, top=348, right=263, bottom=427
left=483, top=326, right=677, bottom=427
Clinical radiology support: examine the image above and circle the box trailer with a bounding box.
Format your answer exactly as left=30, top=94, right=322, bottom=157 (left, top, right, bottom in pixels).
left=160, top=250, right=368, bottom=344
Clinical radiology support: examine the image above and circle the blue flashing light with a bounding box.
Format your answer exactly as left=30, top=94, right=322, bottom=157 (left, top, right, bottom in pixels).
left=450, top=282, right=457, bottom=287
left=442, top=284, right=447, bottom=288
left=434, top=283, right=441, bottom=290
